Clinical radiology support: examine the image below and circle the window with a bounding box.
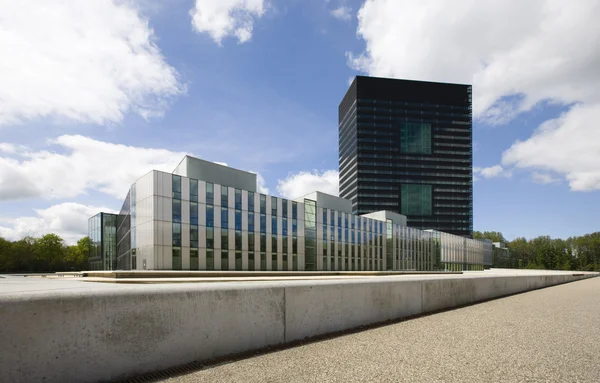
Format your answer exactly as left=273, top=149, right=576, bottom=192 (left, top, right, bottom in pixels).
left=235, top=230, right=242, bottom=250
left=293, top=236, right=297, bottom=254
left=248, top=212, right=255, bottom=232
left=190, top=202, right=198, bottom=225
left=172, top=248, right=182, bottom=270
left=206, top=205, right=214, bottom=227
left=248, top=232, right=255, bottom=250
left=271, top=216, right=277, bottom=234
left=282, top=218, right=288, bottom=236
left=172, top=175, right=181, bottom=200
left=172, top=199, right=181, bottom=223
left=272, top=234, right=277, bottom=253
left=206, top=227, right=214, bottom=249
left=292, top=201, right=297, bottom=219
left=206, top=183, right=214, bottom=205
left=260, top=214, right=266, bottom=233
left=330, top=211, right=335, bottom=226
left=304, top=199, right=316, bottom=271
left=260, top=233, right=266, bottom=252
left=172, top=223, right=181, bottom=247
left=400, top=122, right=431, bottom=154
left=323, top=210, right=327, bottom=225
left=221, top=207, right=228, bottom=229
left=248, top=191, right=255, bottom=211
left=282, top=199, right=288, bottom=218
left=271, top=196, right=277, bottom=216
left=221, top=186, right=228, bottom=208
left=190, top=225, right=198, bottom=248
left=221, top=250, right=229, bottom=270
left=260, top=194, right=266, bottom=214
left=401, top=184, right=432, bottom=216
left=283, top=237, right=288, bottom=253
left=190, top=249, right=198, bottom=270
left=338, top=213, right=342, bottom=227
left=190, top=179, right=198, bottom=203
left=292, top=219, right=297, bottom=234
left=221, top=228, right=228, bottom=250
left=235, top=189, right=242, bottom=210
left=206, top=249, right=214, bottom=270
left=248, top=251, right=255, bottom=271
left=235, top=251, right=242, bottom=271
left=235, top=210, right=242, bottom=230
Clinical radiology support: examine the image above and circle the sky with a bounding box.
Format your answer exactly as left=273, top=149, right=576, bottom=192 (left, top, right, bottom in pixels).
left=0, top=0, right=599, bottom=244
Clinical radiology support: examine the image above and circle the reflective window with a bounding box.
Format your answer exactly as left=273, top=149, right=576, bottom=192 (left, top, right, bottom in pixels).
left=221, top=186, right=228, bottom=208
left=282, top=199, right=288, bottom=218
left=172, top=248, right=182, bottom=270
left=260, top=194, right=266, bottom=214
left=235, top=230, right=242, bottom=250
left=235, top=189, right=242, bottom=210
left=221, top=228, right=228, bottom=249
left=172, top=199, right=181, bottom=223
left=190, top=202, right=198, bottom=225
left=190, top=179, right=198, bottom=203
left=323, top=210, right=327, bottom=225
left=190, top=225, right=198, bottom=248
left=235, top=210, right=242, bottom=230
left=282, top=218, right=288, bottom=236
left=206, top=205, right=214, bottom=227
left=271, top=216, right=277, bottom=234
left=248, top=191, right=255, bottom=211
left=172, top=175, right=181, bottom=200
left=400, top=122, right=432, bottom=154
left=260, top=214, right=266, bottom=233
left=248, top=212, right=255, bottom=232
left=206, top=249, right=214, bottom=270
left=190, top=249, right=198, bottom=270
left=172, top=223, right=181, bottom=247
left=248, top=232, right=255, bottom=250
left=221, top=207, right=228, bottom=229
left=304, top=199, right=317, bottom=270
left=271, top=196, right=277, bottom=216
left=292, top=201, right=297, bottom=219
left=206, top=227, right=214, bottom=249
left=206, top=183, right=214, bottom=205
left=401, top=184, right=432, bottom=216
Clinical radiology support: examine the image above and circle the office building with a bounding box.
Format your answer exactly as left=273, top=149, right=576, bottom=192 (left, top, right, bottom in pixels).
left=88, top=155, right=484, bottom=271
left=339, top=76, right=473, bottom=237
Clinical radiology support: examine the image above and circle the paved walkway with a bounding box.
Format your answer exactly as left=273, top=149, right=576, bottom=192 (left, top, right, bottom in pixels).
left=161, top=277, right=600, bottom=383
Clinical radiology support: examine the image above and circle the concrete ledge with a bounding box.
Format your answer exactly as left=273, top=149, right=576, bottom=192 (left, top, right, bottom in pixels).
left=0, top=271, right=597, bottom=383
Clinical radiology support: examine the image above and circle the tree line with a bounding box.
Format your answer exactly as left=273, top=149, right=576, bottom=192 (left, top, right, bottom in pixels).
left=0, top=234, right=90, bottom=273
left=473, top=231, right=600, bottom=271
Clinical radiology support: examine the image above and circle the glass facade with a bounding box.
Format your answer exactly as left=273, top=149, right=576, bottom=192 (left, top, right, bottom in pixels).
left=87, top=212, right=117, bottom=271
left=89, top=164, right=483, bottom=272
left=339, top=76, right=473, bottom=237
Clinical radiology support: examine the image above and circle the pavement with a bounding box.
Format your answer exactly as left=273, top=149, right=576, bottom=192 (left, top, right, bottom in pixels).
left=156, top=276, right=600, bottom=383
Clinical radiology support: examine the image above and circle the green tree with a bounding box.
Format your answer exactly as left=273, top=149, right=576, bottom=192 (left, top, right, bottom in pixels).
left=473, top=231, right=506, bottom=243
left=35, top=234, right=66, bottom=272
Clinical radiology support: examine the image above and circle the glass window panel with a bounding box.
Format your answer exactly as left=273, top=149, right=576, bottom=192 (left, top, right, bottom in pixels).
left=400, top=122, right=432, bottom=154
left=172, top=248, right=181, bottom=270
left=172, top=223, right=181, bottom=247
left=221, top=229, right=228, bottom=249
left=206, top=205, right=214, bottom=227
left=206, top=249, right=214, bottom=270
left=248, top=212, right=255, bottom=231
left=401, top=184, right=433, bottom=216
left=206, top=227, right=214, bottom=248
left=206, top=183, right=214, bottom=205
left=282, top=200, right=288, bottom=218
left=190, top=225, right=199, bottom=248
left=190, top=249, right=198, bottom=270
left=260, top=194, right=266, bottom=214
left=190, top=179, right=198, bottom=202
left=221, top=207, right=228, bottom=229
left=235, top=210, right=242, bottom=230
left=221, top=186, right=228, bottom=208
left=248, top=191, right=255, bottom=211
left=190, top=202, right=198, bottom=225
left=172, top=175, right=181, bottom=199
left=235, top=189, right=242, bottom=210
left=172, top=199, right=181, bottom=223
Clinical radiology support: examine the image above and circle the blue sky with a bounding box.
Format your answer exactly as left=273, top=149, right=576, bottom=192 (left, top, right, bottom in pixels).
left=0, top=0, right=599, bottom=243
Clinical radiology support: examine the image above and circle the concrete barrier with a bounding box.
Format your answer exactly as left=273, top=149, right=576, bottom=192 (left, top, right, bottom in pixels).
left=0, top=271, right=596, bottom=383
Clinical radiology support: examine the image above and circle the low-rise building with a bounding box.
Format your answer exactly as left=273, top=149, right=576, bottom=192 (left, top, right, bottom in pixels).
left=89, top=155, right=485, bottom=271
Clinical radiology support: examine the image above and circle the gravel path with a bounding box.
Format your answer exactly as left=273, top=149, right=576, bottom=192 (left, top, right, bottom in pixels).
left=160, top=277, right=600, bottom=383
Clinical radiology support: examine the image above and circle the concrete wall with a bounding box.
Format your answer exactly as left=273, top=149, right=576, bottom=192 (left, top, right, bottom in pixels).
left=1, top=272, right=596, bottom=383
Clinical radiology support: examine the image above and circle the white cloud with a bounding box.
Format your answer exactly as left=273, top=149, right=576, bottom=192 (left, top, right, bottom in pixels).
left=190, top=0, right=267, bottom=45
left=0, top=135, right=187, bottom=201
left=255, top=172, right=270, bottom=194
left=331, top=5, right=352, bottom=21
left=531, top=172, right=561, bottom=185
left=348, top=0, right=600, bottom=122
left=276, top=170, right=338, bottom=199
left=473, top=165, right=511, bottom=180
left=502, top=104, right=600, bottom=191
left=0, top=0, right=183, bottom=126
left=0, top=202, right=115, bottom=244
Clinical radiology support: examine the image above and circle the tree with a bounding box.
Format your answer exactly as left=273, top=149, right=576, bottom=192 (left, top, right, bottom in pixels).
left=35, top=234, right=66, bottom=272
left=473, top=231, right=507, bottom=243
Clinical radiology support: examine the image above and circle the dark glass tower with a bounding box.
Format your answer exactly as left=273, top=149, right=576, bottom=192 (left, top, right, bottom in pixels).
left=339, top=76, right=473, bottom=237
